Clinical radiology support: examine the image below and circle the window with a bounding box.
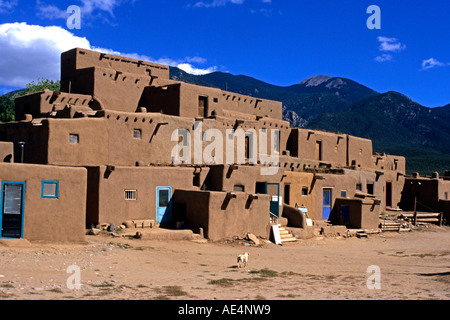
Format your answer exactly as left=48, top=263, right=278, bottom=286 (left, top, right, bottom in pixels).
left=233, top=185, right=245, bottom=192
left=341, top=191, right=347, bottom=198
left=445, top=192, right=448, bottom=200
left=356, top=184, right=362, bottom=191
left=42, top=181, right=59, bottom=199
left=367, top=184, right=374, bottom=195
left=69, top=134, right=79, bottom=144
left=133, top=129, right=142, bottom=139
left=302, top=187, right=308, bottom=196
left=125, top=190, right=137, bottom=200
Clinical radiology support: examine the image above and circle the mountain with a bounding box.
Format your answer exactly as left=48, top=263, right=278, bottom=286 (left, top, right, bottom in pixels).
left=169, top=67, right=450, bottom=175
left=287, top=75, right=378, bottom=104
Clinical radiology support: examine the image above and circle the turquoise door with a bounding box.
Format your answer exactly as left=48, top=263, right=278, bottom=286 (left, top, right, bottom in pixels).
left=256, top=182, right=280, bottom=217
left=0, top=182, right=26, bottom=239
left=156, top=187, right=172, bottom=224
left=323, top=188, right=332, bottom=220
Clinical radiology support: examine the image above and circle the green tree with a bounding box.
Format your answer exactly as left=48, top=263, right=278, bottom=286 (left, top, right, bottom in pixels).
left=25, top=78, right=60, bottom=94
left=0, top=78, right=61, bottom=123
left=0, top=95, right=15, bottom=122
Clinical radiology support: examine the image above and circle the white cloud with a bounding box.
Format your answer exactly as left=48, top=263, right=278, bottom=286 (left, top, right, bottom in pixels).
left=420, top=58, right=449, bottom=71
left=192, top=0, right=244, bottom=8
left=377, top=36, right=406, bottom=52
left=374, top=54, right=393, bottom=63
left=0, top=22, right=218, bottom=88
left=177, top=63, right=218, bottom=75
left=36, top=0, right=129, bottom=21
left=0, top=0, right=18, bottom=13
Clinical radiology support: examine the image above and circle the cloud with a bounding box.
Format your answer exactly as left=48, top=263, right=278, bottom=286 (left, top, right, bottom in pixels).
left=420, top=58, right=449, bottom=71
left=0, top=22, right=218, bottom=89
left=177, top=63, right=218, bottom=75
left=0, top=0, right=18, bottom=13
left=36, top=0, right=130, bottom=21
left=192, top=0, right=244, bottom=8
left=377, top=36, right=406, bottom=52
left=374, top=54, right=393, bottom=63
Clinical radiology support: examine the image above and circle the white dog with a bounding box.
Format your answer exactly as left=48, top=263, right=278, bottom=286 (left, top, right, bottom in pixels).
left=237, top=253, right=249, bottom=268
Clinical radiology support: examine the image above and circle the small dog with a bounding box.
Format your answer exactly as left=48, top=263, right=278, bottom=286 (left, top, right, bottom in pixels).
left=237, top=252, right=249, bottom=268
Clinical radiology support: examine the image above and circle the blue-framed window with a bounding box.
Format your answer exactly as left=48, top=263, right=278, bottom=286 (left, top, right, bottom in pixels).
left=41, top=180, right=59, bottom=199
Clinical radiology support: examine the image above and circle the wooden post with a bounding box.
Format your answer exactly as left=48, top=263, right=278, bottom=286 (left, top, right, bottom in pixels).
left=413, top=196, right=417, bottom=226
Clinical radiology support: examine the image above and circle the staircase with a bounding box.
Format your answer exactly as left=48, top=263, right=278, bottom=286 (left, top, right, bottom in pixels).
left=277, top=225, right=297, bottom=243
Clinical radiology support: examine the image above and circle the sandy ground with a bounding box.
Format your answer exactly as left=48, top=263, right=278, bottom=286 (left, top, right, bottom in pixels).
left=0, top=225, right=449, bottom=301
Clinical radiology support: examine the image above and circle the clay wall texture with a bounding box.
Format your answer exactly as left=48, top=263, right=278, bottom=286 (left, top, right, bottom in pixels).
left=0, top=163, right=87, bottom=242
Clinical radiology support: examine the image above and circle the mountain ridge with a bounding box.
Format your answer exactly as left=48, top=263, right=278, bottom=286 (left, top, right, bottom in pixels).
left=169, top=66, right=449, bottom=175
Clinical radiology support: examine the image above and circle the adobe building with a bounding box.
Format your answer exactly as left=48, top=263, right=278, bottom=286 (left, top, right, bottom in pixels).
left=400, top=172, right=450, bottom=225
left=0, top=48, right=411, bottom=242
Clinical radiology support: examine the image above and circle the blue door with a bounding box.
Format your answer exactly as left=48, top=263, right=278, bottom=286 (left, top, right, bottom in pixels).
left=156, top=187, right=172, bottom=224
left=256, top=182, right=280, bottom=217
left=0, top=182, right=26, bottom=239
left=323, top=188, right=332, bottom=220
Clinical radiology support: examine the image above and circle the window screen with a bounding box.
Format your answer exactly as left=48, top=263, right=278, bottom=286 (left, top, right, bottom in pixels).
left=42, top=181, right=58, bottom=199
left=69, top=134, right=79, bottom=144
left=158, top=189, right=169, bottom=207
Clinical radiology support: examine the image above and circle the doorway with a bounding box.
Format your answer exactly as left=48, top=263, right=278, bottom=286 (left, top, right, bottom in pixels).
left=323, top=188, right=332, bottom=220
left=386, top=182, right=392, bottom=208
left=1, top=182, right=25, bottom=239
left=198, top=96, right=208, bottom=118
left=156, top=186, right=172, bottom=224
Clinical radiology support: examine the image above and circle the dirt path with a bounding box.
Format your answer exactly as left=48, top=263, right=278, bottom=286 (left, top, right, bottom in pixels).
left=0, top=225, right=449, bottom=300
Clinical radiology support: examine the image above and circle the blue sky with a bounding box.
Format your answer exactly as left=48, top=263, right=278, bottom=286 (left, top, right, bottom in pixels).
left=0, top=0, right=449, bottom=107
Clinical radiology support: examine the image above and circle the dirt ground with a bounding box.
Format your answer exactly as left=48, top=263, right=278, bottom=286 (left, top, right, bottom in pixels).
left=0, top=225, right=449, bottom=301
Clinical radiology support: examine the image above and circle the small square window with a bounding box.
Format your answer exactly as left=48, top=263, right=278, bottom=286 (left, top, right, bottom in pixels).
left=125, top=190, right=137, bottom=200
left=302, top=187, right=308, bottom=196
left=356, top=184, right=362, bottom=191
left=341, top=191, right=347, bottom=198
left=233, top=185, right=245, bottom=192
left=42, top=181, right=59, bottom=199
left=133, top=129, right=142, bottom=139
left=69, top=134, right=79, bottom=144
left=213, top=98, right=218, bottom=103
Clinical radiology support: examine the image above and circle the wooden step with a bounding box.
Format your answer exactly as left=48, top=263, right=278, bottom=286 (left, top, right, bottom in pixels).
left=277, top=225, right=297, bottom=243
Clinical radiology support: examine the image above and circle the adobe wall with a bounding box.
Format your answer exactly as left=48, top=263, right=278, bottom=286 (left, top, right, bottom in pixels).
left=382, top=170, right=405, bottom=209
left=173, top=189, right=271, bottom=241
left=0, top=163, right=87, bottom=243
left=86, top=166, right=209, bottom=226
left=347, top=135, right=373, bottom=169
left=400, top=177, right=440, bottom=212
left=61, top=48, right=169, bottom=87
left=46, top=118, right=108, bottom=166
left=373, top=154, right=406, bottom=174
left=282, top=171, right=358, bottom=221
left=139, top=82, right=283, bottom=120
left=0, top=120, right=49, bottom=164
left=290, top=129, right=348, bottom=167
left=23, top=112, right=286, bottom=168
left=310, top=173, right=358, bottom=221
left=333, top=198, right=380, bottom=229
left=0, top=142, right=13, bottom=163
left=204, top=164, right=284, bottom=193
left=65, top=66, right=156, bottom=113
left=15, top=90, right=93, bottom=121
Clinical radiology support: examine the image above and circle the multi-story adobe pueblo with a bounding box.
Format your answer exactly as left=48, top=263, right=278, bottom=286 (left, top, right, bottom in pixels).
left=0, top=48, right=446, bottom=243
